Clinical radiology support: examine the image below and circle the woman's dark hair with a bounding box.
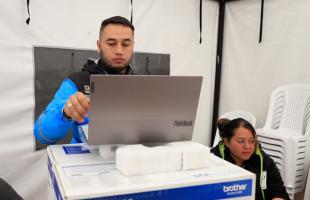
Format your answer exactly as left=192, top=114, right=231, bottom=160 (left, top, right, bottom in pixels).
left=217, top=118, right=256, bottom=141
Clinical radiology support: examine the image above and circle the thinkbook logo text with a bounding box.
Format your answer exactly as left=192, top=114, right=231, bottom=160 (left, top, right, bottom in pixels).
left=174, top=120, right=192, bottom=127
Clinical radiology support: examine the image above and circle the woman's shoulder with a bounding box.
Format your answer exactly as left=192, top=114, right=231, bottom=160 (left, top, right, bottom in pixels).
left=210, top=144, right=221, bottom=157
left=259, top=149, right=277, bottom=169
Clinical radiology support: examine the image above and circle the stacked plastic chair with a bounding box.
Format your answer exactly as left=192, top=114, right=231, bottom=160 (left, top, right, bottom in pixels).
left=212, top=110, right=256, bottom=147
left=256, top=84, right=310, bottom=200
left=305, top=167, right=310, bottom=200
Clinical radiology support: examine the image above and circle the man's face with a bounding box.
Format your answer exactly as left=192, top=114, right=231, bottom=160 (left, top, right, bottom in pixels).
left=97, top=24, right=134, bottom=73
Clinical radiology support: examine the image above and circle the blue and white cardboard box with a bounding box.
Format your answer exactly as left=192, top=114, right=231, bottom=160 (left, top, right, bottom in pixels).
left=47, top=143, right=255, bottom=200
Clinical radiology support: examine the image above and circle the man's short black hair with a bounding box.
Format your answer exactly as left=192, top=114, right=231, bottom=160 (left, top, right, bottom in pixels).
left=100, top=16, right=135, bottom=34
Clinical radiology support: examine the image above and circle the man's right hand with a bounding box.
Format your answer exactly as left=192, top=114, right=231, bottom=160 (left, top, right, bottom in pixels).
left=63, top=92, right=90, bottom=123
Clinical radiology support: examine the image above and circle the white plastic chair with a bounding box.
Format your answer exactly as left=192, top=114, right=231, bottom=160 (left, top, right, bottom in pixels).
left=212, top=110, right=256, bottom=147
left=256, top=84, right=310, bottom=200
left=305, top=167, right=310, bottom=200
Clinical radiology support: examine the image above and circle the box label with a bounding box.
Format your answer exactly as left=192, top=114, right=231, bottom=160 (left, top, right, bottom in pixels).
left=90, top=179, right=252, bottom=200
left=62, top=145, right=90, bottom=154
left=48, top=157, right=63, bottom=200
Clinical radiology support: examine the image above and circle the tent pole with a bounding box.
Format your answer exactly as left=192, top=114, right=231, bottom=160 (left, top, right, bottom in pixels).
left=211, top=0, right=226, bottom=146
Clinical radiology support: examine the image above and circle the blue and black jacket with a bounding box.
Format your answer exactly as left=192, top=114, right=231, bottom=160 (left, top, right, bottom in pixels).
left=34, top=59, right=134, bottom=144
left=211, top=142, right=289, bottom=200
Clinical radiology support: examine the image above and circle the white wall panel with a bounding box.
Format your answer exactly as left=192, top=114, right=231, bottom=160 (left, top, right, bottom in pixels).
left=219, top=0, right=310, bottom=127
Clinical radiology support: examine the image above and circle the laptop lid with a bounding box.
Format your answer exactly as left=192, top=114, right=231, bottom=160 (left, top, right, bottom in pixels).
left=87, top=75, right=202, bottom=145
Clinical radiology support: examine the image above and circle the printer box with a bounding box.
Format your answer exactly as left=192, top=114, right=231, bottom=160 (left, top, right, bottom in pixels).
left=47, top=143, right=255, bottom=200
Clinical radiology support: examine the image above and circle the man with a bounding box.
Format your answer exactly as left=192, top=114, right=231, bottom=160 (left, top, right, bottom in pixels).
left=34, top=16, right=135, bottom=144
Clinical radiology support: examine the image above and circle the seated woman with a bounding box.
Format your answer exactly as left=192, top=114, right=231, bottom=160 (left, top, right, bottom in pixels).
left=210, top=118, right=289, bottom=200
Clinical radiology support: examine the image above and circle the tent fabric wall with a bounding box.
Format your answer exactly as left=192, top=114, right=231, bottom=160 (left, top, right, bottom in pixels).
left=0, top=0, right=217, bottom=199
left=219, top=0, right=310, bottom=127
left=1, top=0, right=309, bottom=199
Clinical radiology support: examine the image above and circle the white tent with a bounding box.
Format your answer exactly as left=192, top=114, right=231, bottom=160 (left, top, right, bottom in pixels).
left=0, top=0, right=309, bottom=199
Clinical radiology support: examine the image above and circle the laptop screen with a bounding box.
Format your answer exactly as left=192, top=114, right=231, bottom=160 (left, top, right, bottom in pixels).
left=87, top=75, right=203, bottom=145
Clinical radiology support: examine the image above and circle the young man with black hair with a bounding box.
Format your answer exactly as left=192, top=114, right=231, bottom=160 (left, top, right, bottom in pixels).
left=34, top=16, right=135, bottom=144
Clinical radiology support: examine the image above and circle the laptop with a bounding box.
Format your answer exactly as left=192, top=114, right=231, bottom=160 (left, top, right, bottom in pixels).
left=86, top=75, right=203, bottom=145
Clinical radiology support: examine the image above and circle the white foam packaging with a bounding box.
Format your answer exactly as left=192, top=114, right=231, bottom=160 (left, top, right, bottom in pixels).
left=116, top=141, right=210, bottom=176
left=47, top=143, right=255, bottom=200
left=168, top=141, right=211, bottom=170
left=116, top=144, right=182, bottom=176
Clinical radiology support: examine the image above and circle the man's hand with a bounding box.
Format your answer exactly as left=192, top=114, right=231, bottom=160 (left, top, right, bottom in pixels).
left=63, top=92, right=90, bottom=123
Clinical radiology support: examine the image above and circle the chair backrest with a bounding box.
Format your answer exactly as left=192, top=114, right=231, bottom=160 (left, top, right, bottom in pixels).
left=212, top=110, right=256, bottom=147
left=263, top=84, right=310, bottom=135
left=305, top=167, right=310, bottom=200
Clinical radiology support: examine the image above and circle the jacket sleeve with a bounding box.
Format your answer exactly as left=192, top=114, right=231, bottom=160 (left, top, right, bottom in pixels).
left=33, top=79, right=78, bottom=144
left=265, top=156, right=290, bottom=200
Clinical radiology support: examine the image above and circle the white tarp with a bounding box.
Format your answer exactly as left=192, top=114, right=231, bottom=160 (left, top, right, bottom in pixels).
left=219, top=0, right=310, bottom=127
left=0, top=1, right=217, bottom=199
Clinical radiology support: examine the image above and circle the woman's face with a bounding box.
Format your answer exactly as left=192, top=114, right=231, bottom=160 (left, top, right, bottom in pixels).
left=224, top=127, right=256, bottom=166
